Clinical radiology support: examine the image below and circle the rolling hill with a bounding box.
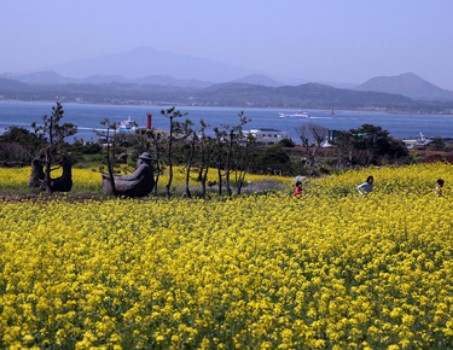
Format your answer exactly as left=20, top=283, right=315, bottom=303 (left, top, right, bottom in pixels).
left=194, top=82, right=414, bottom=109
left=356, top=72, right=453, bottom=101
left=1, top=75, right=453, bottom=113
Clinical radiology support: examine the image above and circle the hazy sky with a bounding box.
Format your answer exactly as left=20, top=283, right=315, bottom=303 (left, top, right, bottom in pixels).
left=1, top=0, right=453, bottom=88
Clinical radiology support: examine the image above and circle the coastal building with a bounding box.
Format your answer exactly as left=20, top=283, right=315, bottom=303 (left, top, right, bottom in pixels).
left=245, top=128, right=288, bottom=144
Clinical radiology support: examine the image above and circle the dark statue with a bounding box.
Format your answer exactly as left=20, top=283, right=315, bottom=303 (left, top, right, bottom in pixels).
left=29, top=154, right=73, bottom=192
left=102, top=152, right=154, bottom=197
left=29, top=158, right=45, bottom=188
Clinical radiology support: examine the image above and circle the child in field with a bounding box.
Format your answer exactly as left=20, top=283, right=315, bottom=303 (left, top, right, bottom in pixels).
left=293, top=181, right=303, bottom=197
left=434, top=178, right=444, bottom=196
left=357, top=175, right=374, bottom=195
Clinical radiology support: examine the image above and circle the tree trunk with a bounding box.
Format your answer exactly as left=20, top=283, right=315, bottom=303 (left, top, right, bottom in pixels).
left=44, top=148, right=53, bottom=193
left=166, top=118, right=174, bottom=199
left=184, top=139, right=195, bottom=199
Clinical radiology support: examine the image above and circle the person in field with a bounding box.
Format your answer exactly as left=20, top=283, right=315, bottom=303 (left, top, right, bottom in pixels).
left=293, top=181, right=303, bottom=197
left=434, top=178, right=444, bottom=196
left=357, top=175, right=374, bottom=195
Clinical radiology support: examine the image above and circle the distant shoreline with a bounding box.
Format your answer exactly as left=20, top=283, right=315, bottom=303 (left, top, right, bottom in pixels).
left=1, top=98, right=453, bottom=116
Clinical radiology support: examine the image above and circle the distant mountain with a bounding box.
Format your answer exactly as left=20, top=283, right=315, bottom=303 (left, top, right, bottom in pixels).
left=1, top=70, right=213, bottom=89
left=81, top=74, right=131, bottom=84
left=43, top=46, right=257, bottom=82
left=196, top=82, right=415, bottom=109
left=232, top=74, right=282, bottom=87
left=356, top=72, right=453, bottom=101
left=2, top=77, right=453, bottom=113
left=0, top=71, right=77, bottom=85
left=133, top=75, right=213, bottom=89
left=0, top=77, right=28, bottom=89
left=319, top=81, right=357, bottom=89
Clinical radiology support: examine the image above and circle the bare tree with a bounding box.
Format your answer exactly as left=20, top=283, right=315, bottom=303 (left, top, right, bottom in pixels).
left=149, top=130, right=166, bottom=196
left=179, top=120, right=195, bottom=198
left=333, top=131, right=355, bottom=169
left=222, top=112, right=250, bottom=197
left=197, top=120, right=212, bottom=198
left=95, top=119, right=118, bottom=197
left=295, top=122, right=328, bottom=173
left=233, top=133, right=256, bottom=194
left=213, top=127, right=226, bottom=196
left=161, top=107, right=190, bottom=198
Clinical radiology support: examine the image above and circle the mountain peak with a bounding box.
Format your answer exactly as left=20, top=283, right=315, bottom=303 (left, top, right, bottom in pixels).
left=44, top=46, right=257, bottom=82
left=357, top=73, right=453, bottom=101
left=232, top=74, right=282, bottom=87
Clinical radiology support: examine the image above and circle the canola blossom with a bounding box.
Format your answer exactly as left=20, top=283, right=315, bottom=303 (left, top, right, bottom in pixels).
left=0, top=163, right=452, bottom=349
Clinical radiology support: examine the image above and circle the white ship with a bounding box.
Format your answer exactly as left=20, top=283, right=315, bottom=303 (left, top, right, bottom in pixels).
left=118, top=116, right=139, bottom=132
left=402, top=132, right=433, bottom=149
left=278, top=111, right=310, bottom=118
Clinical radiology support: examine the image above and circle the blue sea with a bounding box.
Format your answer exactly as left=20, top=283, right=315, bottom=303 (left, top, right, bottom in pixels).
left=1, top=100, right=453, bottom=142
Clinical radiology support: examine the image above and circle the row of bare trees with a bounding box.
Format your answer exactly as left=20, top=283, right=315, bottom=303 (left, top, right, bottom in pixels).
left=101, top=107, right=255, bottom=198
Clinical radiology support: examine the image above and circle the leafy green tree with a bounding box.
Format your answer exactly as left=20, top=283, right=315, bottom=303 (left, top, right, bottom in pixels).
left=349, top=124, right=385, bottom=165
left=334, top=124, right=408, bottom=166
left=253, top=145, right=291, bottom=175
left=427, top=138, right=446, bottom=151
left=0, top=126, right=45, bottom=163
left=278, top=138, right=296, bottom=147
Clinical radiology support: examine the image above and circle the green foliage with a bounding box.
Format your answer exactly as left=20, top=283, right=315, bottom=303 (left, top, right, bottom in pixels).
left=334, top=124, right=409, bottom=166
left=75, top=142, right=102, bottom=155
left=427, top=138, right=446, bottom=151
left=0, top=127, right=45, bottom=164
left=278, top=138, right=296, bottom=147
left=252, top=145, right=291, bottom=174
left=32, top=102, right=77, bottom=149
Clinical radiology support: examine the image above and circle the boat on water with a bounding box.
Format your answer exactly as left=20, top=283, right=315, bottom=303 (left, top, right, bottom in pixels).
left=278, top=111, right=310, bottom=118
left=402, top=132, right=433, bottom=149
left=118, top=116, right=139, bottom=132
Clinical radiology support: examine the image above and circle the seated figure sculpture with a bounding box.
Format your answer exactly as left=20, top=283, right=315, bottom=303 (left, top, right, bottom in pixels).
left=102, top=152, right=155, bottom=197
left=29, top=157, right=45, bottom=188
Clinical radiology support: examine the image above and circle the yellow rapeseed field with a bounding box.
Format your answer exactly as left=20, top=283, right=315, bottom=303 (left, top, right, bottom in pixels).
left=0, top=165, right=288, bottom=195
left=0, top=163, right=452, bottom=349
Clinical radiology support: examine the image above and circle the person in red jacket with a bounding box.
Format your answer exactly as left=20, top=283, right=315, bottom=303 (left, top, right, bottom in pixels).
left=293, top=181, right=303, bottom=197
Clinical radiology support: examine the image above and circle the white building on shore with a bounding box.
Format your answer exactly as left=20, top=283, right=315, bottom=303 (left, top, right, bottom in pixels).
left=245, top=128, right=288, bottom=144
